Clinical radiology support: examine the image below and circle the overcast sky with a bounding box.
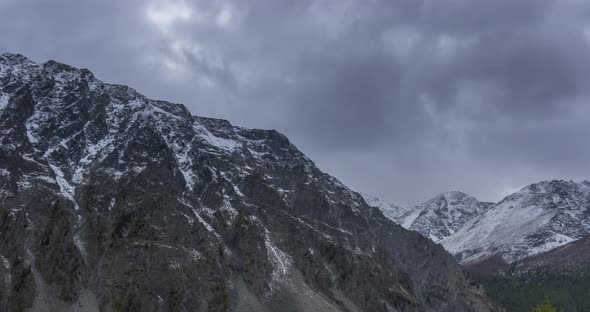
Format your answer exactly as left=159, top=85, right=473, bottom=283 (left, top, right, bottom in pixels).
left=1, top=0, right=590, bottom=205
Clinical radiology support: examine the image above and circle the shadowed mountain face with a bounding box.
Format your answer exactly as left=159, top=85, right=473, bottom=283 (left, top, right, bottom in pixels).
left=0, top=54, right=498, bottom=312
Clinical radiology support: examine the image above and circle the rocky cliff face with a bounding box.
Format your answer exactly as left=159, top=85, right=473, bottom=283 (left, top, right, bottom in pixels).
left=0, top=53, right=498, bottom=312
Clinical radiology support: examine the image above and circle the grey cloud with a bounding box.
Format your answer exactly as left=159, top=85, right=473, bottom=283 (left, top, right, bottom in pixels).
left=419, top=0, right=554, bottom=34
left=1, top=0, right=590, bottom=204
left=283, top=51, right=403, bottom=148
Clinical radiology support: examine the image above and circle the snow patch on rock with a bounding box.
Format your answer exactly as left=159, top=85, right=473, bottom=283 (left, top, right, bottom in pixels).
left=0, top=93, right=9, bottom=110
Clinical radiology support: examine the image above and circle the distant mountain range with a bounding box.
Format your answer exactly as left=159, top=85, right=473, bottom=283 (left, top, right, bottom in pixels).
left=363, top=180, right=590, bottom=265
left=363, top=180, right=590, bottom=311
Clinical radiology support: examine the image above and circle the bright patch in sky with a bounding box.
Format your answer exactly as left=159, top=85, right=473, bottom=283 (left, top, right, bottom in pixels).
left=144, top=0, right=194, bottom=33
left=436, top=34, right=478, bottom=60
left=216, top=4, right=233, bottom=28
left=382, top=27, right=421, bottom=61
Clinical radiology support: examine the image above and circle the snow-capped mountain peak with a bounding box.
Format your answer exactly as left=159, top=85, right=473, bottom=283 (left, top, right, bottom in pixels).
left=407, top=191, right=494, bottom=242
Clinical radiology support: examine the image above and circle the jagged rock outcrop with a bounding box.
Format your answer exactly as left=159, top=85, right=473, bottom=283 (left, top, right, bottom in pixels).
left=0, top=53, right=499, bottom=312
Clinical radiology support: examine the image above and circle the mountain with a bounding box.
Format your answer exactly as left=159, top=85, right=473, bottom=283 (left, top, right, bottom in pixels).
left=441, top=180, right=590, bottom=264
left=362, top=191, right=494, bottom=242
left=475, top=236, right=590, bottom=311
left=511, top=235, right=590, bottom=277
left=0, top=53, right=499, bottom=311
left=406, top=192, right=494, bottom=242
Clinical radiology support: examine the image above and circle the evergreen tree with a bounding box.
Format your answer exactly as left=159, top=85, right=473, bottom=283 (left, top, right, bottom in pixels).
left=531, top=298, right=557, bottom=312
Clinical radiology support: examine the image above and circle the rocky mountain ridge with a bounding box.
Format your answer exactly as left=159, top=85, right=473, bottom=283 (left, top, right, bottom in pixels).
left=0, top=53, right=498, bottom=311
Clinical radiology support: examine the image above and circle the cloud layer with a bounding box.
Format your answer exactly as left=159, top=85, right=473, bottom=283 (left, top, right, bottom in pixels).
left=1, top=0, right=590, bottom=204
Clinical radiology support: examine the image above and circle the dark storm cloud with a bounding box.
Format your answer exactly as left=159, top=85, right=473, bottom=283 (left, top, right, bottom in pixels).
left=1, top=0, right=590, bottom=204
left=285, top=50, right=403, bottom=147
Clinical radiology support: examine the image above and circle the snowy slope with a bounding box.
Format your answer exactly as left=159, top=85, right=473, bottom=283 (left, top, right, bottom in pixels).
left=442, top=180, right=590, bottom=263
left=362, top=191, right=493, bottom=241
left=359, top=193, right=415, bottom=226
left=408, top=192, right=494, bottom=242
